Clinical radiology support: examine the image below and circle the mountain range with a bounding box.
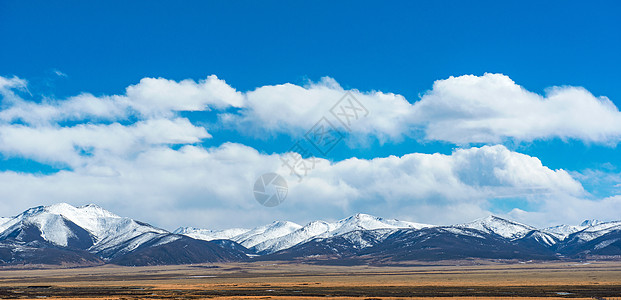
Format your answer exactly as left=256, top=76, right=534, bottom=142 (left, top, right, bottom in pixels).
left=0, top=203, right=620, bottom=266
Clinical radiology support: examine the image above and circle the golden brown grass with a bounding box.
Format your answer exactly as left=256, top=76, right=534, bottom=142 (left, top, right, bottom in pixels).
left=0, top=260, right=619, bottom=299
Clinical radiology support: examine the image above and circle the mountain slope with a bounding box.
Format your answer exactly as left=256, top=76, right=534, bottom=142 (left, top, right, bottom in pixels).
left=262, top=228, right=398, bottom=261
left=109, top=235, right=249, bottom=266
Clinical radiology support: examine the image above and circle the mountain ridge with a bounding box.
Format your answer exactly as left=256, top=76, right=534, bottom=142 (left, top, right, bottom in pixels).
left=0, top=203, right=619, bottom=266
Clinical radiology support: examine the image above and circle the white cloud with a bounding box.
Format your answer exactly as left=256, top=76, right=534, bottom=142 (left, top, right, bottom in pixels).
left=223, top=77, right=416, bottom=141
left=0, top=76, right=27, bottom=101
left=224, top=73, right=621, bottom=145
left=126, top=75, right=244, bottom=117
left=0, top=74, right=618, bottom=229
left=5, top=74, right=619, bottom=145
left=0, top=118, right=209, bottom=168
left=52, top=69, right=67, bottom=78
left=0, top=94, right=131, bottom=126
left=413, top=73, right=621, bottom=144
left=0, top=75, right=243, bottom=125
left=507, top=195, right=621, bottom=228
left=0, top=75, right=240, bottom=169
left=0, top=142, right=587, bottom=229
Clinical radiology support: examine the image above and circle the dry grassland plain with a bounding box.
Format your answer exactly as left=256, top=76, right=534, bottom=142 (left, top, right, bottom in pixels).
left=0, top=260, right=619, bottom=299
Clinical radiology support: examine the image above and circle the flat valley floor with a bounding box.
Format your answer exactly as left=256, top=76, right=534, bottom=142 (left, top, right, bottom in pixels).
left=0, top=260, right=620, bottom=299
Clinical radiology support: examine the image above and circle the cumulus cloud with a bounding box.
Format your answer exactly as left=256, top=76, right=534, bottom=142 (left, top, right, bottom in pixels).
left=126, top=75, right=244, bottom=117
left=224, top=73, right=621, bottom=145
left=413, top=73, right=621, bottom=144
left=222, top=77, right=416, bottom=141
left=0, top=141, right=588, bottom=229
left=6, top=73, right=619, bottom=145
left=0, top=75, right=241, bottom=169
left=0, top=118, right=209, bottom=168
left=0, top=75, right=242, bottom=125
left=0, top=94, right=131, bottom=126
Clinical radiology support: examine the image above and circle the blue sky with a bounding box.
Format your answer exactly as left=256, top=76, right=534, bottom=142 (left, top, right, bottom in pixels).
left=1, top=1, right=620, bottom=229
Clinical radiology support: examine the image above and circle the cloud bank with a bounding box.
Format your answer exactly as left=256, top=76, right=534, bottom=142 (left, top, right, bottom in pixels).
left=0, top=74, right=619, bottom=229
left=0, top=141, right=593, bottom=229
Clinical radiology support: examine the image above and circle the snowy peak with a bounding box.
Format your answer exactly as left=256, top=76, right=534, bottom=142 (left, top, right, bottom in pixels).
left=0, top=203, right=258, bottom=266
left=182, top=214, right=434, bottom=255
left=0, top=203, right=168, bottom=254
left=336, top=213, right=396, bottom=232
left=173, top=227, right=250, bottom=241
left=336, top=213, right=430, bottom=231
left=40, top=203, right=123, bottom=237
left=542, top=220, right=619, bottom=241
left=457, top=215, right=535, bottom=240
left=580, top=219, right=603, bottom=227
left=231, top=221, right=302, bottom=249
left=542, top=224, right=583, bottom=240
left=251, top=220, right=336, bottom=254
left=565, top=220, right=621, bottom=243
left=0, top=204, right=99, bottom=248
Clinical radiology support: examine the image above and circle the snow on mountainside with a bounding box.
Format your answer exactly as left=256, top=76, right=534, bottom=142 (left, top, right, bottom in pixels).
left=182, top=213, right=433, bottom=254
left=0, top=217, right=11, bottom=227
left=542, top=224, right=584, bottom=240
left=541, top=220, right=618, bottom=241
left=87, top=218, right=168, bottom=258
left=173, top=227, right=250, bottom=241
left=0, top=203, right=168, bottom=257
left=521, top=230, right=559, bottom=247
left=581, top=219, right=603, bottom=227
left=231, top=221, right=303, bottom=249
left=565, top=221, right=621, bottom=243
left=251, top=220, right=337, bottom=254
left=2, top=203, right=621, bottom=266
left=455, top=216, right=559, bottom=247
left=0, top=203, right=256, bottom=266
left=0, top=204, right=95, bottom=247
left=330, top=213, right=430, bottom=236
left=455, top=215, right=535, bottom=240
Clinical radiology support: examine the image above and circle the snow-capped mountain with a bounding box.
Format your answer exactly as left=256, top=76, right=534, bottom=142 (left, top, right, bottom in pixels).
left=254, top=213, right=431, bottom=254
left=452, top=215, right=560, bottom=247
left=230, top=221, right=303, bottom=249
left=555, top=221, right=621, bottom=257
left=0, top=203, right=168, bottom=255
left=0, top=203, right=620, bottom=266
left=173, top=227, right=250, bottom=241
left=542, top=224, right=585, bottom=240
left=560, top=221, right=621, bottom=244
left=179, top=213, right=432, bottom=254
left=0, top=203, right=249, bottom=266
left=540, top=220, right=607, bottom=240
left=251, top=220, right=334, bottom=254
left=329, top=213, right=430, bottom=236
left=456, top=215, right=535, bottom=240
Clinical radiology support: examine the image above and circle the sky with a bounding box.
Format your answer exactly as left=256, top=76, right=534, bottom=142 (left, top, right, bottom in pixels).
left=1, top=1, right=621, bottom=230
